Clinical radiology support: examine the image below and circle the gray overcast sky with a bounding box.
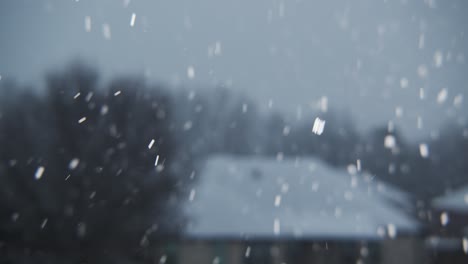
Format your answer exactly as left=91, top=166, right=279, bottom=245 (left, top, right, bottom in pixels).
left=0, top=0, right=467, bottom=140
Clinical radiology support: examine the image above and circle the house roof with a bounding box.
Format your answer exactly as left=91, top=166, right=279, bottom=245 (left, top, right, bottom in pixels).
left=432, top=185, right=468, bottom=212
left=184, top=155, right=418, bottom=240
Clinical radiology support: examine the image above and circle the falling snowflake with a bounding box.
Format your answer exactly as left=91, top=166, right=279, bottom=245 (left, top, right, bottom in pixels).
left=377, top=226, right=386, bottom=237
left=384, top=135, right=396, bottom=149
left=245, top=246, right=251, bottom=258
left=279, top=1, right=285, bottom=17
left=35, top=166, right=45, bottom=180
left=187, top=66, right=195, bottom=79
left=419, top=143, right=429, bottom=158
left=417, top=65, right=428, bottom=79
left=268, top=99, right=274, bottom=108
left=101, top=105, right=109, bottom=115
left=417, top=116, right=423, bottom=129
left=159, top=255, right=167, bottom=264
left=312, top=117, right=326, bottom=135
left=434, top=50, right=443, bottom=68
left=395, top=106, right=404, bottom=118
left=437, top=88, right=448, bottom=104
left=463, top=238, right=468, bottom=254
left=418, top=34, right=425, bottom=49
left=273, top=218, right=280, bottom=235
left=387, top=223, right=397, bottom=239
left=440, top=212, right=449, bottom=226
left=189, top=189, right=196, bottom=201
left=41, top=218, right=48, bottom=229
left=453, top=94, right=463, bottom=108
left=77, top=222, right=86, bottom=238
left=183, top=121, right=193, bottom=131
left=102, top=24, right=111, bottom=40
left=242, top=103, right=248, bottom=113
left=69, top=158, right=80, bottom=170
left=148, top=139, right=155, bottom=149
left=400, top=78, right=409, bottom=89
left=84, top=16, right=91, bottom=32
left=130, top=13, right=136, bottom=27
left=419, top=88, right=425, bottom=100
left=319, top=96, right=328, bottom=112
left=274, top=195, right=281, bottom=207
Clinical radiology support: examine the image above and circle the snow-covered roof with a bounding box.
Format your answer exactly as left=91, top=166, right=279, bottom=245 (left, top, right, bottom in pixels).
left=432, top=185, right=468, bottom=212
left=184, top=155, right=418, bottom=240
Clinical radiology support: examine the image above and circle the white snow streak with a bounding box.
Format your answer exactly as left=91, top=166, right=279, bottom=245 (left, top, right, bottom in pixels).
left=384, top=135, right=396, bottom=149
left=312, top=117, right=325, bottom=135
left=189, top=189, right=196, bottom=201
left=387, top=223, right=397, bottom=239
left=41, top=218, right=48, bottom=229
left=434, top=50, right=443, bottom=68
left=101, top=105, right=109, bottom=115
left=102, top=24, right=111, bottom=40
left=273, top=218, right=280, bottom=235
left=84, top=16, right=91, bottom=32
left=319, top=96, right=328, bottom=112
left=395, top=106, right=403, bottom=118
left=35, top=166, right=45, bottom=180
left=69, top=158, right=80, bottom=170
left=148, top=139, right=155, bottom=149
left=417, top=65, right=428, bottom=79
left=274, top=195, right=281, bottom=207
left=400, top=78, right=408, bottom=89
left=454, top=94, right=463, bottom=108
left=440, top=212, right=449, bottom=226
left=78, top=117, right=87, bottom=123
left=437, top=88, right=448, bottom=104
left=419, top=143, right=429, bottom=158
left=130, top=13, right=136, bottom=27
left=419, top=88, right=425, bottom=100
left=418, top=34, right=425, bottom=49
left=463, top=238, right=468, bottom=254
left=187, top=66, right=195, bottom=79
left=242, top=103, right=248, bottom=113
left=245, top=246, right=251, bottom=258
left=417, top=116, right=423, bottom=129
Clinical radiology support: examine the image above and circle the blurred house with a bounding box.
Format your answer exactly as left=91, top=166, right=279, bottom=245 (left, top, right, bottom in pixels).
left=426, top=186, right=468, bottom=263
left=174, top=155, right=423, bottom=264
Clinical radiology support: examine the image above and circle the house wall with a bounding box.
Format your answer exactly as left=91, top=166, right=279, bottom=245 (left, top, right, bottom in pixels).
left=176, top=239, right=426, bottom=264
left=381, top=237, right=427, bottom=264
left=177, top=241, right=288, bottom=264
left=178, top=241, right=213, bottom=264
left=225, top=241, right=243, bottom=264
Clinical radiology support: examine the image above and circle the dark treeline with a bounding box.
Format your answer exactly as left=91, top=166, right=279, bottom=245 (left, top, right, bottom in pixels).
left=0, top=63, right=188, bottom=262
left=0, top=63, right=467, bottom=262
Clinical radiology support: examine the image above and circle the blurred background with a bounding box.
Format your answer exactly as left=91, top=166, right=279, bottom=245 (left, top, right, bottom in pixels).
left=0, top=0, right=467, bottom=263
